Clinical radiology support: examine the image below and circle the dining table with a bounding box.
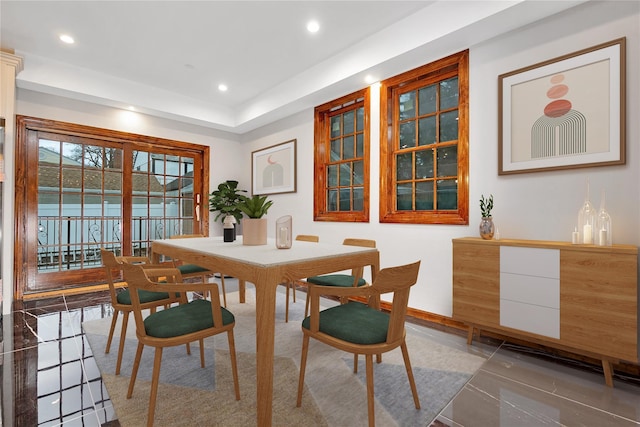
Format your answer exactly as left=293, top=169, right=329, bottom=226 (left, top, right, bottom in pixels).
left=151, top=236, right=380, bottom=426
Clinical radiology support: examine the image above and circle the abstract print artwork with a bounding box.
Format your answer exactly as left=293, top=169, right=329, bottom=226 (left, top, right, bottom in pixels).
left=251, top=139, right=297, bottom=195
left=498, top=38, right=625, bottom=175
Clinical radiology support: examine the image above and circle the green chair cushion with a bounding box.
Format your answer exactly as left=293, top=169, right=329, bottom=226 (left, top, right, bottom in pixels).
left=306, top=274, right=367, bottom=287
left=302, top=302, right=389, bottom=345
left=144, top=299, right=234, bottom=338
left=178, top=264, right=210, bottom=275
left=116, top=288, right=171, bottom=305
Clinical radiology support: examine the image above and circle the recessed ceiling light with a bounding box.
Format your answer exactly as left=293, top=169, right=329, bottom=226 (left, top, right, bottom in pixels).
left=127, top=106, right=136, bottom=111
left=218, top=84, right=228, bottom=92
left=59, top=34, right=75, bottom=44
left=307, top=20, right=320, bottom=33
left=364, top=75, right=377, bottom=84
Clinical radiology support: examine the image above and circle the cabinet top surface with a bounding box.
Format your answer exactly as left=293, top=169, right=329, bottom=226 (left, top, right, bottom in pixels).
left=453, top=237, right=638, bottom=254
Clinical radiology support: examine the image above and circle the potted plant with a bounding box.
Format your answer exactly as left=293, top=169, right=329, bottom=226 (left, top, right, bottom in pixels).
left=238, top=194, right=273, bottom=245
left=209, top=180, right=246, bottom=241
left=479, top=194, right=495, bottom=240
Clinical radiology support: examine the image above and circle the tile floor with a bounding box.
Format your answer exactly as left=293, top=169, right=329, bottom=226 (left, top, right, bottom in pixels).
left=1, top=279, right=639, bottom=426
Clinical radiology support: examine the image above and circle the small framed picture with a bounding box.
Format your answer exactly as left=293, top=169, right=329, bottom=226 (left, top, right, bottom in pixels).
left=251, top=139, right=297, bottom=195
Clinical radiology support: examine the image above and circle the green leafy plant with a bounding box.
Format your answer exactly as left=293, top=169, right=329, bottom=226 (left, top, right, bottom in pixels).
left=238, top=194, right=274, bottom=219
left=480, top=194, right=494, bottom=218
left=208, top=180, right=247, bottom=223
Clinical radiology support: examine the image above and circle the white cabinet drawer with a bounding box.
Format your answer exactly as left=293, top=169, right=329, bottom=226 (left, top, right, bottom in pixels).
left=500, top=246, right=560, bottom=279
left=500, top=299, right=560, bottom=339
left=500, top=272, right=560, bottom=309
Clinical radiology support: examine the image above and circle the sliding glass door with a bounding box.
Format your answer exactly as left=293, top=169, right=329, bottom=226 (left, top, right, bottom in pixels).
left=16, top=116, right=209, bottom=295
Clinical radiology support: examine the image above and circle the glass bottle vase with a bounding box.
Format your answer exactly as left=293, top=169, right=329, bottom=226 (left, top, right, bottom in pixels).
left=479, top=216, right=495, bottom=240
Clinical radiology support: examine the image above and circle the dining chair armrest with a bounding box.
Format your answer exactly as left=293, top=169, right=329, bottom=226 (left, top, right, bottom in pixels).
left=117, top=255, right=150, bottom=264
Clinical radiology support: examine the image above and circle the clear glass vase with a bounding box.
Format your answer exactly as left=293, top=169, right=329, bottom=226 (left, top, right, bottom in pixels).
left=275, top=215, right=292, bottom=249
left=479, top=216, right=495, bottom=240
left=577, top=180, right=596, bottom=244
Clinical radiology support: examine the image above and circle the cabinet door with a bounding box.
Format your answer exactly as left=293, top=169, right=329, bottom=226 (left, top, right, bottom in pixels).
left=561, top=250, right=638, bottom=362
left=452, top=241, right=500, bottom=327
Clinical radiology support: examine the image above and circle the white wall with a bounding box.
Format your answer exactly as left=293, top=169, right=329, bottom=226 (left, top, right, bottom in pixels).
left=241, top=1, right=640, bottom=316
left=9, top=1, right=639, bottom=318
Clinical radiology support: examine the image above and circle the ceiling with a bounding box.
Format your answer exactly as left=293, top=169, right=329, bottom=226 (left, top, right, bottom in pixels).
left=1, top=1, right=585, bottom=135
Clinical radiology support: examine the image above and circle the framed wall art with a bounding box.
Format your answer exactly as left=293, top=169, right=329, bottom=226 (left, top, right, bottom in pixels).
left=251, top=139, right=297, bottom=195
left=498, top=38, right=626, bottom=175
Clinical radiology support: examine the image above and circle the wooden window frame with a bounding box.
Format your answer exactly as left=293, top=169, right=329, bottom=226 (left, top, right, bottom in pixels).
left=380, top=50, right=469, bottom=225
left=314, top=88, right=370, bottom=222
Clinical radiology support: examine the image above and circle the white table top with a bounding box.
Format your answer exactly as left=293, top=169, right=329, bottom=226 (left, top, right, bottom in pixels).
left=153, top=236, right=377, bottom=267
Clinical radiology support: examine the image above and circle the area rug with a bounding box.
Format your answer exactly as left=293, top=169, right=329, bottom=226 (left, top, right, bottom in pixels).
left=82, top=288, right=487, bottom=426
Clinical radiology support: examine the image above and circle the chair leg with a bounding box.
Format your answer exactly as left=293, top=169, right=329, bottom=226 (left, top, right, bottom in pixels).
left=226, top=330, right=240, bottom=400
left=199, top=338, right=205, bottom=368
left=115, top=311, right=130, bottom=375
left=292, top=281, right=296, bottom=302
left=304, top=285, right=312, bottom=318
left=353, top=354, right=358, bottom=373
left=400, top=340, right=421, bottom=409
left=285, top=283, right=290, bottom=323
left=365, top=354, right=375, bottom=427
left=147, top=347, right=163, bottom=427
left=220, top=275, right=227, bottom=307
left=127, top=342, right=145, bottom=399
left=296, top=334, right=310, bottom=407
left=105, top=309, right=119, bottom=354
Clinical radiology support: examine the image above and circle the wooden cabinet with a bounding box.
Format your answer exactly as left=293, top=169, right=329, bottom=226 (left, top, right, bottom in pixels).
left=452, top=237, right=638, bottom=386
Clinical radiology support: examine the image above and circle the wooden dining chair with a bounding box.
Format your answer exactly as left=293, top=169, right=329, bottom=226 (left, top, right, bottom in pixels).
left=122, top=263, right=240, bottom=427
left=169, top=234, right=228, bottom=307
left=100, top=249, right=184, bottom=375
left=296, top=260, right=422, bottom=427
left=303, top=238, right=376, bottom=317
left=281, top=234, right=319, bottom=322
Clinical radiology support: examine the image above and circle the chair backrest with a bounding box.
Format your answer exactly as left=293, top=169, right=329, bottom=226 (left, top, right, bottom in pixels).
left=370, top=260, right=421, bottom=344
left=121, top=263, right=184, bottom=339
left=100, top=249, right=121, bottom=303
left=296, top=234, right=319, bottom=243
left=342, top=238, right=376, bottom=280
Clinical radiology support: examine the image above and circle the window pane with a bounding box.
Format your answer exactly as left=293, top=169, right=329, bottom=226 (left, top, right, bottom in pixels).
left=437, top=146, right=458, bottom=177
left=339, top=163, right=352, bottom=186
left=83, top=145, right=104, bottom=169
left=330, top=116, right=341, bottom=138
left=396, top=183, right=413, bottom=210
left=415, top=149, right=434, bottom=179
left=418, top=84, right=437, bottom=115
left=396, top=153, right=413, bottom=181
left=328, top=189, right=338, bottom=211
left=84, top=170, right=102, bottom=193
left=327, top=165, right=338, bottom=187
left=353, top=161, right=364, bottom=185
left=356, top=107, right=364, bottom=132
left=39, top=139, right=61, bottom=165
left=440, top=77, right=459, bottom=110
left=105, top=148, right=122, bottom=170
left=343, top=136, right=354, bottom=160
left=356, top=133, right=364, bottom=157
left=440, top=110, right=459, bottom=142
left=133, top=151, right=149, bottom=172
left=353, top=187, right=364, bottom=211
left=343, top=111, right=354, bottom=135
left=339, top=188, right=351, bottom=211
left=416, top=181, right=434, bottom=210
left=418, top=116, right=436, bottom=146
left=330, top=139, right=341, bottom=161
left=399, top=92, right=416, bottom=120
left=399, top=122, right=416, bottom=149
left=437, top=179, right=458, bottom=210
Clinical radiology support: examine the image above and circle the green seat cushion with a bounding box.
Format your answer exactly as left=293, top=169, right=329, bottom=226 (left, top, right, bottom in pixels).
left=302, top=302, right=389, bottom=345
left=144, top=299, right=234, bottom=338
left=178, top=264, right=210, bottom=275
left=116, top=288, right=171, bottom=305
left=306, top=274, right=367, bottom=287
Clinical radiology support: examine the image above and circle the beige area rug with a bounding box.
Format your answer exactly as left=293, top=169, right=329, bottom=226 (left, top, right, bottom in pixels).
left=83, top=288, right=487, bottom=426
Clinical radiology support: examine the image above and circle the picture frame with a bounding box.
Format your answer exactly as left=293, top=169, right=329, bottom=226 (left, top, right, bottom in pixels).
left=498, top=38, right=625, bottom=175
left=251, top=139, right=297, bottom=195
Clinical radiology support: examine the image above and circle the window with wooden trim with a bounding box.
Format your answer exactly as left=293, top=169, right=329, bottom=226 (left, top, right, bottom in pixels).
left=380, top=50, right=469, bottom=224
left=314, top=88, right=370, bottom=222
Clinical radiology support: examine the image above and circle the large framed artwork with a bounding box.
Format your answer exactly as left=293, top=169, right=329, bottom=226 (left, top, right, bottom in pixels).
left=251, top=139, right=297, bottom=195
left=498, top=38, right=626, bottom=175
